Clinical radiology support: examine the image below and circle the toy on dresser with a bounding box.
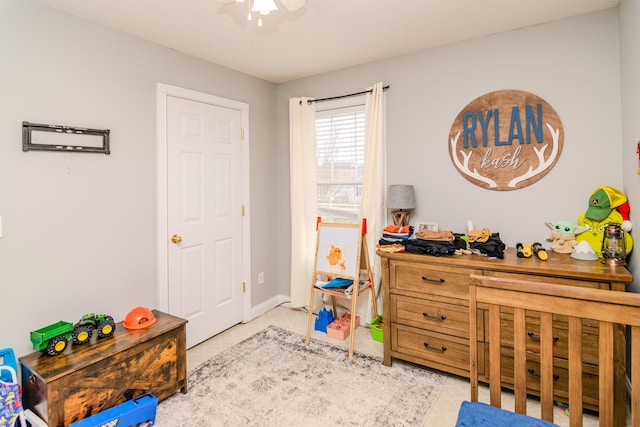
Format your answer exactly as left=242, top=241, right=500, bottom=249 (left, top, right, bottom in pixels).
left=545, top=220, right=584, bottom=254
left=576, top=186, right=633, bottom=258
left=516, top=242, right=548, bottom=261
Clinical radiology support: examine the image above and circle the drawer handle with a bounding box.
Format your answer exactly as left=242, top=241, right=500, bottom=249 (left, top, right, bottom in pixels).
left=423, top=342, right=447, bottom=352
left=422, top=312, right=446, bottom=321
left=527, top=331, right=559, bottom=343
left=528, top=368, right=560, bottom=381
left=421, top=275, right=445, bottom=284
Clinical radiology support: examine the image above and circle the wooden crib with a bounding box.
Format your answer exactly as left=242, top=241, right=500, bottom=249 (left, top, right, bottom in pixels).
left=456, top=274, right=640, bottom=426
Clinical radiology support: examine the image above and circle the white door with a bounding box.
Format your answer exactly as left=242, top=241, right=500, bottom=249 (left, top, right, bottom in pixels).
left=165, top=93, right=245, bottom=348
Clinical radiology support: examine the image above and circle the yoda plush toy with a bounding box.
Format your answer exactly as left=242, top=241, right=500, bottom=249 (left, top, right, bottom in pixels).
left=546, top=220, right=585, bottom=254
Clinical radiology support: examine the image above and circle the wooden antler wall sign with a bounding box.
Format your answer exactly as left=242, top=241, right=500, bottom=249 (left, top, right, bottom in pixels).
left=448, top=89, right=563, bottom=191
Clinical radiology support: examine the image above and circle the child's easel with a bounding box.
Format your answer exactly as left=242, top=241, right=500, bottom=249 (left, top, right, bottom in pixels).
left=305, top=219, right=378, bottom=358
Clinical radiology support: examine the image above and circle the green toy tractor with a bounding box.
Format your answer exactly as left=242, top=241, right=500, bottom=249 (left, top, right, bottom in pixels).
left=72, top=313, right=116, bottom=345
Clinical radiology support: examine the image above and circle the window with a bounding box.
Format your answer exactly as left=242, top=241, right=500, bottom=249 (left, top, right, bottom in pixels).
left=315, top=101, right=365, bottom=223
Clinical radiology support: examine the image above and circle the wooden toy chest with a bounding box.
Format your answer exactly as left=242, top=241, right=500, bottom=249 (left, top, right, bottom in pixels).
left=19, top=310, right=187, bottom=427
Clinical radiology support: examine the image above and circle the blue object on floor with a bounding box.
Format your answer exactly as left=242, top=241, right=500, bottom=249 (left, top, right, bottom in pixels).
left=314, top=307, right=335, bottom=333
left=69, top=393, right=157, bottom=427
left=455, top=401, right=559, bottom=427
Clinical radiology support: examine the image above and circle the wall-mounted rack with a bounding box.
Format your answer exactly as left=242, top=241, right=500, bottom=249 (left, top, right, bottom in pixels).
left=22, top=121, right=110, bottom=154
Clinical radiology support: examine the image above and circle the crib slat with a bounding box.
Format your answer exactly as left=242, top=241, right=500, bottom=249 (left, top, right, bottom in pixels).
left=513, top=307, right=526, bottom=415
left=632, top=326, right=640, bottom=427
left=539, top=312, right=554, bottom=422
left=469, top=284, right=479, bottom=403
left=568, top=316, right=583, bottom=427
left=489, top=305, right=502, bottom=408
left=599, top=321, right=614, bottom=426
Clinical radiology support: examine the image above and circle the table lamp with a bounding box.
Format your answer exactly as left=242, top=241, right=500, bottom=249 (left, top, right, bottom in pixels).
left=387, top=185, right=415, bottom=226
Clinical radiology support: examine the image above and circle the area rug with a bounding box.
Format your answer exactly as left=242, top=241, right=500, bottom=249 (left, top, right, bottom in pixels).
left=155, top=325, right=445, bottom=427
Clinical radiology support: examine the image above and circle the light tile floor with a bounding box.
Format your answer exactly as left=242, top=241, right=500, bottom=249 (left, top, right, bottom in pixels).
left=186, top=305, right=619, bottom=427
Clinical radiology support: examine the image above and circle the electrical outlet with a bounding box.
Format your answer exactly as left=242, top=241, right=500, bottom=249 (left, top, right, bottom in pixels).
left=258, top=272, right=265, bottom=284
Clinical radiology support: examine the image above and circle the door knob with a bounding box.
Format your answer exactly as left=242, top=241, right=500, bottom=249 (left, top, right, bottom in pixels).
left=171, top=234, right=182, bottom=244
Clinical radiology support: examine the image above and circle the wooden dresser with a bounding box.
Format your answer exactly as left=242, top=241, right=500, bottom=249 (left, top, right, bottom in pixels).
left=378, top=248, right=632, bottom=422
left=19, top=310, right=187, bottom=427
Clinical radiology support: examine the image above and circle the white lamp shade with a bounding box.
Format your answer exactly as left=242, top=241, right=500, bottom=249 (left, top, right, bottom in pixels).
left=252, top=0, right=278, bottom=15
left=387, top=185, right=416, bottom=210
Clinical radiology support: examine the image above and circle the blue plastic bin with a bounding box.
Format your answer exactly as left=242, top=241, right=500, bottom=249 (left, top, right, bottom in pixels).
left=69, top=393, right=157, bottom=427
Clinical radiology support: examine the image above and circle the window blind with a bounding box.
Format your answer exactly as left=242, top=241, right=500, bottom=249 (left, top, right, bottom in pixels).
left=315, top=105, right=365, bottom=223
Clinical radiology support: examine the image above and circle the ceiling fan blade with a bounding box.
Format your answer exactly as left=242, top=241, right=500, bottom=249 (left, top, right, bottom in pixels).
left=279, top=0, right=306, bottom=12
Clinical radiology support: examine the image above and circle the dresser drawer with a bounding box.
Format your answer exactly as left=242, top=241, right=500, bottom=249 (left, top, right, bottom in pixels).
left=390, top=260, right=478, bottom=299
left=495, top=311, right=599, bottom=365
left=391, top=323, right=472, bottom=374
left=492, top=348, right=599, bottom=409
left=391, top=294, right=470, bottom=337
left=484, top=270, right=604, bottom=290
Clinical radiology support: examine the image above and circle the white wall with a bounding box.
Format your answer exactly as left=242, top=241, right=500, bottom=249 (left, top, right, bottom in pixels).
left=619, top=0, right=640, bottom=292
left=0, top=0, right=279, bottom=356
left=2, top=1, right=635, bottom=358
left=276, top=10, right=630, bottom=296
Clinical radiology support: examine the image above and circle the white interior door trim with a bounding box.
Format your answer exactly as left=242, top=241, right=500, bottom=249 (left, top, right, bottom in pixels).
left=156, top=83, right=251, bottom=323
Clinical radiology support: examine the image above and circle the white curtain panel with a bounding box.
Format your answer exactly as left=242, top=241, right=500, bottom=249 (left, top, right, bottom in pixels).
left=357, top=82, right=386, bottom=321
left=289, top=97, right=318, bottom=308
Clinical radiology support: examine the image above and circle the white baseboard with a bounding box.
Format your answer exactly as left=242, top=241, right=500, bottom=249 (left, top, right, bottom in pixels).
left=249, top=294, right=290, bottom=320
